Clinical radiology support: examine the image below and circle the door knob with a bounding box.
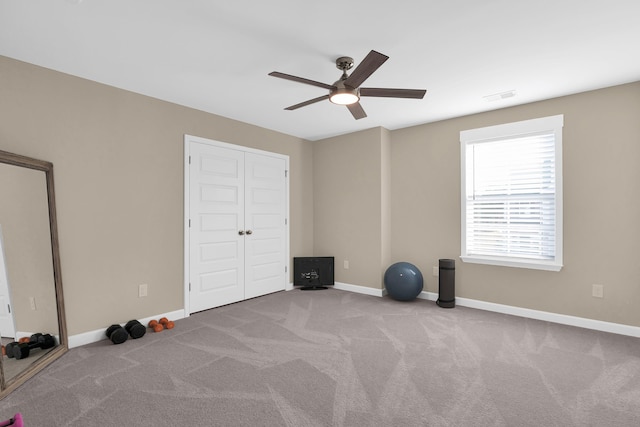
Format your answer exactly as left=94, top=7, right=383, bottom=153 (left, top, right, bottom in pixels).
left=238, top=230, right=245, bottom=235
left=246, top=230, right=253, bottom=235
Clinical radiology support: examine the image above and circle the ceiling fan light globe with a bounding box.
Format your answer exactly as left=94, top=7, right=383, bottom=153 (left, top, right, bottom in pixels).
left=330, top=90, right=359, bottom=105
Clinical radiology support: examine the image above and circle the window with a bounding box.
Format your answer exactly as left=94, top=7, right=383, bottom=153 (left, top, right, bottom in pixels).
left=460, top=115, right=563, bottom=271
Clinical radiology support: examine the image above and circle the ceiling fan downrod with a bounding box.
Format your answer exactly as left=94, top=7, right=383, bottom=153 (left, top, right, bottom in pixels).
left=335, top=56, right=354, bottom=79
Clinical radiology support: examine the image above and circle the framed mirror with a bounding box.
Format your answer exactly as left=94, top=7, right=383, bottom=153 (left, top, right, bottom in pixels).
left=0, top=149, right=67, bottom=398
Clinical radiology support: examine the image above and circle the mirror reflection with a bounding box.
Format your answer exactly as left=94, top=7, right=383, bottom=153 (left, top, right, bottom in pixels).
left=0, top=150, right=67, bottom=397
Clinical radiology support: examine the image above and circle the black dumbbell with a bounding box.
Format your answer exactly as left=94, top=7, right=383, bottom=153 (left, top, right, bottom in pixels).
left=5, top=341, right=20, bottom=359
left=5, top=333, right=55, bottom=359
left=9, top=333, right=56, bottom=360
left=106, top=324, right=128, bottom=344
left=125, top=320, right=146, bottom=339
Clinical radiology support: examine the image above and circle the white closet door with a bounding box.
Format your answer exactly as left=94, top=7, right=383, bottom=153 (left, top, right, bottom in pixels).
left=189, top=142, right=245, bottom=312
left=187, top=138, right=288, bottom=314
left=244, top=153, right=287, bottom=299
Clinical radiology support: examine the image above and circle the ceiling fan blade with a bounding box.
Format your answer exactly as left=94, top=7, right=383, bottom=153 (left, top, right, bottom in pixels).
left=360, top=88, right=427, bottom=99
left=269, top=72, right=335, bottom=90
left=347, top=102, right=367, bottom=120
left=343, top=50, right=389, bottom=89
left=284, top=94, right=330, bottom=110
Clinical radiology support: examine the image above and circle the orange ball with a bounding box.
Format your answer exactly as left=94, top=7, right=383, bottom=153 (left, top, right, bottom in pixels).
left=148, top=319, right=158, bottom=328
left=153, top=323, right=164, bottom=333
left=159, top=317, right=169, bottom=325
left=165, top=321, right=175, bottom=330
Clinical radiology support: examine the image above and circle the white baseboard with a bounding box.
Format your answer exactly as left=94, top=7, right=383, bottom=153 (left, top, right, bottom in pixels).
left=68, top=309, right=186, bottom=349
left=334, top=282, right=385, bottom=297
left=285, top=281, right=385, bottom=297
left=456, top=296, right=640, bottom=338
left=69, top=286, right=640, bottom=348
left=341, top=284, right=640, bottom=338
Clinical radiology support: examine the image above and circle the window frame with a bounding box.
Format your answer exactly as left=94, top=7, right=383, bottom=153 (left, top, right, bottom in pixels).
left=460, top=115, right=564, bottom=272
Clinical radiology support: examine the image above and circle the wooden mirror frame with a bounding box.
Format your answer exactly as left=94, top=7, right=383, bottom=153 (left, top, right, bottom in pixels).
left=0, top=149, right=68, bottom=398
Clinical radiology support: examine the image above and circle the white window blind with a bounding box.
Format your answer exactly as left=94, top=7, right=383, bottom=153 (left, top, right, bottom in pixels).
left=460, top=115, right=563, bottom=271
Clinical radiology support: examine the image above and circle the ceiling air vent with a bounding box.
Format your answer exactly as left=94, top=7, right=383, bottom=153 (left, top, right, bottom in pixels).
left=483, top=90, right=516, bottom=102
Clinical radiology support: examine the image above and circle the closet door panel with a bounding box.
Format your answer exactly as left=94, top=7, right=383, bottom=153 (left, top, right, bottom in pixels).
left=244, top=153, right=287, bottom=299
left=189, top=143, right=245, bottom=312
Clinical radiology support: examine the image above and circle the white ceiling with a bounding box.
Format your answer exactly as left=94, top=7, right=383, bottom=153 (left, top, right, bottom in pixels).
left=2, top=0, right=640, bottom=141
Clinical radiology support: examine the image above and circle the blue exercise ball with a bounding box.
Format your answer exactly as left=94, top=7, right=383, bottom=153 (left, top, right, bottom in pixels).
left=384, top=262, right=424, bottom=301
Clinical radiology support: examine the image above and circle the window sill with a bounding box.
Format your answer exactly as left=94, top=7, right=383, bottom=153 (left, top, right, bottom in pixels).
left=460, top=255, right=562, bottom=272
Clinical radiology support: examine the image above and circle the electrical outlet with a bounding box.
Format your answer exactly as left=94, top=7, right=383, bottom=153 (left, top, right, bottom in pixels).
left=29, top=297, right=37, bottom=310
left=139, top=283, right=148, bottom=298
left=343, top=260, right=349, bottom=269
left=433, top=266, right=439, bottom=277
left=592, top=284, right=604, bottom=298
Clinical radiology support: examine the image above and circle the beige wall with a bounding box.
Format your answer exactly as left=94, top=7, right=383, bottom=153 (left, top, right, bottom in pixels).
left=313, top=127, right=390, bottom=288
left=313, top=82, right=639, bottom=327
left=391, top=82, right=640, bottom=326
left=380, top=128, right=391, bottom=279
left=302, top=82, right=640, bottom=326
left=2, top=53, right=639, bottom=335
left=0, top=56, right=314, bottom=336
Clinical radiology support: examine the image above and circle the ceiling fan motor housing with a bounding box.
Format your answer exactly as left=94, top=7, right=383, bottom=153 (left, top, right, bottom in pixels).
left=335, top=56, right=354, bottom=71
left=329, top=79, right=360, bottom=105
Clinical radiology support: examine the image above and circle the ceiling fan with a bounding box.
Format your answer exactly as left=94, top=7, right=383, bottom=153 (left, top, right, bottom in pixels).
left=268, top=50, right=426, bottom=120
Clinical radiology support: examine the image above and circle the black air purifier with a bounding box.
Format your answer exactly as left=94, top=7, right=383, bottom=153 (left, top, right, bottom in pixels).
left=436, top=259, right=455, bottom=308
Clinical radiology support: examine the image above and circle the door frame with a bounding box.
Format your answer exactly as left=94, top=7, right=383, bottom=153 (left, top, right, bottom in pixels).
left=183, top=134, right=290, bottom=316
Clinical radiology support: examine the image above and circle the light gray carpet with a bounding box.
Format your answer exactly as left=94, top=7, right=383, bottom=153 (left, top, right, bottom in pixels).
left=1, top=289, right=640, bottom=426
